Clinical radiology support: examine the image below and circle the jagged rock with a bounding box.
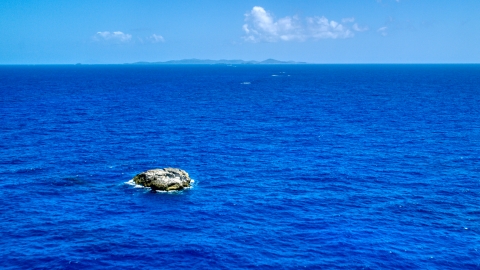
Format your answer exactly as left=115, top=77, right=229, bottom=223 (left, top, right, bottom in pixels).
left=132, top=168, right=192, bottom=191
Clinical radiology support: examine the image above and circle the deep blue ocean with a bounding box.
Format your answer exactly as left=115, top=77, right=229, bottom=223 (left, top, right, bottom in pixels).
left=0, top=65, right=479, bottom=269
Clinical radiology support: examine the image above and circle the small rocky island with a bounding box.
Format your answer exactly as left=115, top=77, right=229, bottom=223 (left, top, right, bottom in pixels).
left=132, top=168, right=193, bottom=191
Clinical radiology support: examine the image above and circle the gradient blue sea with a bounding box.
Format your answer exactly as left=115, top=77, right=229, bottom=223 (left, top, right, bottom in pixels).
left=0, top=65, right=479, bottom=269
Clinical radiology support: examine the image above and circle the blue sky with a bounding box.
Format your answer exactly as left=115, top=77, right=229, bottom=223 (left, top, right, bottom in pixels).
left=1, top=0, right=479, bottom=64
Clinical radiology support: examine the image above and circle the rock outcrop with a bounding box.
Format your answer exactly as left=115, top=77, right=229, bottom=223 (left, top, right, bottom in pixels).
left=132, top=168, right=192, bottom=191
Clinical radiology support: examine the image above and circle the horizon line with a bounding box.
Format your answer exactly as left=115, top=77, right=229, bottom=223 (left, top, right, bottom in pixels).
left=1, top=63, right=480, bottom=66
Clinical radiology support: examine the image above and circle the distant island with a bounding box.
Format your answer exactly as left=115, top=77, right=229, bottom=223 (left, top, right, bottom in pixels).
left=128, top=58, right=308, bottom=65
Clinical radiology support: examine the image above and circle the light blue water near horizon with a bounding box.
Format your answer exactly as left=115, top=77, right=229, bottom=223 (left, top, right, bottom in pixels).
left=0, top=65, right=479, bottom=269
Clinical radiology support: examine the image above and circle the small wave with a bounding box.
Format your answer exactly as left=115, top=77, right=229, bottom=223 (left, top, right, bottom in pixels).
left=271, top=75, right=279, bottom=77
left=240, top=82, right=251, bottom=85
left=124, top=179, right=144, bottom=189
left=125, top=179, right=135, bottom=185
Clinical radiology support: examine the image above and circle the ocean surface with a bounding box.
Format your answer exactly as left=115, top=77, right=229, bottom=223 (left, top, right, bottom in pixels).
left=0, top=64, right=479, bottom=269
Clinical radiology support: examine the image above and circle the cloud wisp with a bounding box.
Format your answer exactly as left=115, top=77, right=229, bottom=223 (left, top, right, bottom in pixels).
left=377, top=26, right=388, bottom=36
left=353, top=23, right=369, bottom=32
left=306, top=16, right=354, bottom=39
left=94, top=31, right=132, bottom=43
left=93, top=31, right=165, bottom=44
left=149, top=34, right=165, bottom=43
left=243, top=6, right=367, bottom=42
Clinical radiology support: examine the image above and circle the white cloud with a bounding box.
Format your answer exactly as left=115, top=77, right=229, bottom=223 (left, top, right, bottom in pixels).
left=307, top=16, right=353, bottom=39
left=242, top=6, right=364, bottom=42
left=94, top=31, right=132, bottom=43
left=353, top=23, right=369, bottom=32
left=149, top=34, right=165, bottom=43
left=243, top=6, right=303, bottom=42
left=377, top=26, right=388, bottom=36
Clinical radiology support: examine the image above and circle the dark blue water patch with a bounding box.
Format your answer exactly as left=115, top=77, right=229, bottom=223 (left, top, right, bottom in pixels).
left=0, top=64, right=479, bottom=269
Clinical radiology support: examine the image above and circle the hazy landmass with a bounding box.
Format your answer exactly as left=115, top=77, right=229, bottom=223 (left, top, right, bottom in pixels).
left=128, top=58, right=308, bottom=65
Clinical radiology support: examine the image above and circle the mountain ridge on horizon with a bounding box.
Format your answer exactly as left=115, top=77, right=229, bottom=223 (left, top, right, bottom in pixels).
left=128, top=58, right=308, bottom=65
